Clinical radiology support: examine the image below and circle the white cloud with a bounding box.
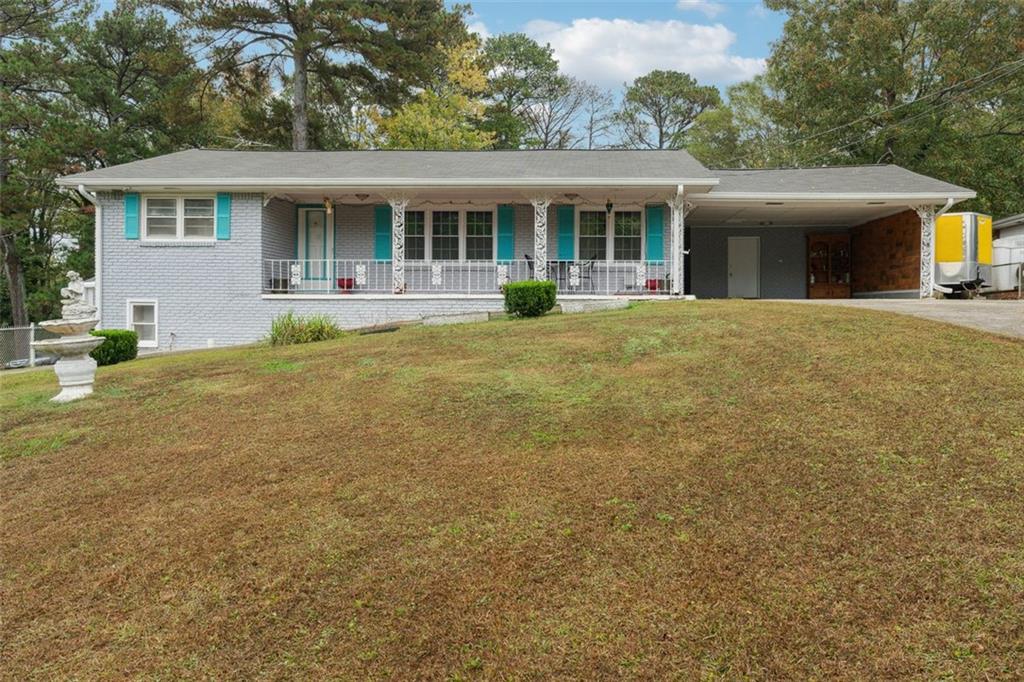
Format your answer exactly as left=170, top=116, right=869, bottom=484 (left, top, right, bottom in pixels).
left=676, top=0, right=726, bottom=18
left=525, top=18, right=765, bottom=90
left=467, top=14, right=490, bottom=40
left=747, top=2, right=770, bottom=18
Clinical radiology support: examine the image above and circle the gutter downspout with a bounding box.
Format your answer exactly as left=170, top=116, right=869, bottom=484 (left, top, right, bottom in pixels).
left=77, top=185, right=101, bottom=327
left=932, top=197, right=956, bottom=295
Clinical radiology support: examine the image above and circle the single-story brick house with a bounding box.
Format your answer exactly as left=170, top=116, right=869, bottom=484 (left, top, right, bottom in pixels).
left=57, top=149, right=974, bottom=350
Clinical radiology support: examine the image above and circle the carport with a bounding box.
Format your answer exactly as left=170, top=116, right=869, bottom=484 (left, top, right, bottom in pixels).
left=684, top=166, right=976, bottom=299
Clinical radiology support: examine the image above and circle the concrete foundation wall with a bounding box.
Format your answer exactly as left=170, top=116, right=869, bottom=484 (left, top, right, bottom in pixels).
left=689, top=225, right=847, bottom=299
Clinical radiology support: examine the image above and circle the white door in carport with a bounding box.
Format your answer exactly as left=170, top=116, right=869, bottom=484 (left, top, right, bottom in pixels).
left=727, top=236, right=760, bottom=298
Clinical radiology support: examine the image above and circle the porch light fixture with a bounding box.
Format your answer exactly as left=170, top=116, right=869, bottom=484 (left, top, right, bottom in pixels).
left=866, top=201, right=886, bottom=205
left=564, top=192, right=579, bottom=201
left=765, top=201, right=784, bottom=206
left=355, top=193, right=370, bottom=201
left=605, top=200, right=614, bottom=215
left=323, top=197, right=333, bottom=215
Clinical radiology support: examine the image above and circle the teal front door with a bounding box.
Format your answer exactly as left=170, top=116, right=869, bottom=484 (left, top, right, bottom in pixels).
left=305, top=209, right=328, bottom=279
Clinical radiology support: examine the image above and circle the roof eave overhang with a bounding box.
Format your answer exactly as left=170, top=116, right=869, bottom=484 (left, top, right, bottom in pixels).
left=698, top=191, right=975, bottom=203
left=56, top=177, right=721, bottom=190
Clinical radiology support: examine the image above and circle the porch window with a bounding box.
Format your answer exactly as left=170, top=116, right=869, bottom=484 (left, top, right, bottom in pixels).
left=431, top=211, right=460, bottom=261
left=579, top=211, right=607, bottom=261
left=614, top=211, right=642, bottom=261
left=405, top=210, right=426, bottom=260
left=127, top=300, right=157, bottom=348
left=465, top=211, right=493, bottom=260
left=143, top=196, right=215, bottom=240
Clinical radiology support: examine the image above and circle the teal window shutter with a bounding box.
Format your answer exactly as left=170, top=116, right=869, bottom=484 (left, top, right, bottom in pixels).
left=216, top=193, right=231, bottom=239
left=497, top=205, right=515, bottom=261
left=556, top=205, right=575, bottom=260
left=374, top=205, right=392, bottom=260
left=124, top=193, right=140, bottom=239
left=645, top=205, right=664, bottom=261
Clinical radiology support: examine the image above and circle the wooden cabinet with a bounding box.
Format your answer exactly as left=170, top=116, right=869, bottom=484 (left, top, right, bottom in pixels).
left=808, top=233, right=851, bottom=298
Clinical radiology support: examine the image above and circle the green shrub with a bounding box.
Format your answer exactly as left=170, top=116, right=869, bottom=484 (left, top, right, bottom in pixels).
left=90, top=329, right=139, bottom=366
left=503, top=280, right=557, bottom=318
left=269, top=311, right=346, bottom=346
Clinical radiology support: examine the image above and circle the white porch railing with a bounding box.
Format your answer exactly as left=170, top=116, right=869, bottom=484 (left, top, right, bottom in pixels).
left=262, top=259, right=672, bottom=296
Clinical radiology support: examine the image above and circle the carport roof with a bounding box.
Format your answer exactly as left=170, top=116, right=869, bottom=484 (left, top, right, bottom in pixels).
left=707, top=165, right=974, bottom=200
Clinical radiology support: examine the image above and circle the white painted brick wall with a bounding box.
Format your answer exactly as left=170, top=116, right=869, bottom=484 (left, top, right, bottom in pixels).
left=98, top=195, right=675, bottom=351
left=99, top=193, right=506, bottom=350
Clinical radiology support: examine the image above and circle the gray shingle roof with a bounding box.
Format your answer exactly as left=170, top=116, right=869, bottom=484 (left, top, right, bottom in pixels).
left=57, top=148, right=715, bottom=185
left=709, top=165, right=973, bottom=197
left=58, top=149, right=974, bottom=199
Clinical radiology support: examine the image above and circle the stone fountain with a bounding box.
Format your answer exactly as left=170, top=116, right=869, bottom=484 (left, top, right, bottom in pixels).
left=32, top=271, right=105, bottom=402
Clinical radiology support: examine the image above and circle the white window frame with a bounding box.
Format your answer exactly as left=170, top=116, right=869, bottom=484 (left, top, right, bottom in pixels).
left=408, top=205, right=497, bottom=263
left=142, top=195, right=217, bottom=241
left=574, top=205, right=646, bottom=262
left=126, top=299, right=158, bottom=348
left=404, top=209, right=428, bottom=261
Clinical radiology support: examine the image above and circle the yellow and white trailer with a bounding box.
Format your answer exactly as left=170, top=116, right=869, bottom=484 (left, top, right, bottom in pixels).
left=935, top=212, right=992, bottom=291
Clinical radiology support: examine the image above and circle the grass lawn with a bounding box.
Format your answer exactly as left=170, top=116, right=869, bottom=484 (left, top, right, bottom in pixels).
left=3, top=301, right=1024, bottom=679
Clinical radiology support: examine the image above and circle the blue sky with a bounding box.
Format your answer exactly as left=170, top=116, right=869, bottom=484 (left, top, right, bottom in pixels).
left=457, top=1, right=787, bottom=94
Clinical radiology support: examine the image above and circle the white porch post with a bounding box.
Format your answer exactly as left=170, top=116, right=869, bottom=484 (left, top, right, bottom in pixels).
left=388, top=197, right=409, bottom=293
left=912, top=204, right=937, bottom=298
left=667, top=189, right=695, bottom=296
left=531, top=197, right=552, bottom=280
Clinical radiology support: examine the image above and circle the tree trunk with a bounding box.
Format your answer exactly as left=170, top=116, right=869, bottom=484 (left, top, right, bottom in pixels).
left=1, top=233, right=29, bottom=326
left=292, top=47, right=309, bottom=151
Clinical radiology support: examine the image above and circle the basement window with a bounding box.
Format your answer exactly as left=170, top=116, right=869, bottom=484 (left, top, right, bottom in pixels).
left=127, top=300, right=158, bottom=348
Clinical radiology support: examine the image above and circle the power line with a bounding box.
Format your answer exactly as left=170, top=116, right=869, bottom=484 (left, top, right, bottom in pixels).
left=796, top=63, right=1024, bottom=166
left=723, top=55, right=1024, bottom=167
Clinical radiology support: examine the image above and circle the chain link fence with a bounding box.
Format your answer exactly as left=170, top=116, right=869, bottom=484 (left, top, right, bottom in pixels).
left=0, top=325, right=60, bottom=370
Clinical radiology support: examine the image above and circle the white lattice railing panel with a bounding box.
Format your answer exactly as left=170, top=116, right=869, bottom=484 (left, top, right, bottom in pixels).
left=263, top=259, right=671, bottom=296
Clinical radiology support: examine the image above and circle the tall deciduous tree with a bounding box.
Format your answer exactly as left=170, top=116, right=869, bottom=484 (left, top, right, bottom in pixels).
left=371, top=40, right=495, bottom=150
left=1, top=1, right=209, bottom=325
left=1, top=0, right=89, bottom=325
left=759, top=0, right=1024, bottom=214
left=579, top=86, right=615, bottom=150
left=520, top=77, right=597, bottom=149
left=481, top=33, right=562, bottom=148
left=163, top=0, right=467, bottom=151
left=685, top=77, right=782, bottom=167
left=616, top=70, right=721, bottom=150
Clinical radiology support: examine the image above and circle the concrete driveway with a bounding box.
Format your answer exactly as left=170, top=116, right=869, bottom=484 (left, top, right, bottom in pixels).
left=794, top=298, right=1024, bottom=340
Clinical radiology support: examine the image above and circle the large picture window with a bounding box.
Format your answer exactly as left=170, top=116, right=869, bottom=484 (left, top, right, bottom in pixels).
left=143, top=196, right=215, bottom=240
left=465, top=211, right=494, bottom=261
left=578, top=211, right=607, bottom=261
left=405, top=211, right=426, bottom=260
left=431, top=211, right=460, bottom=260
left=613, top=211, right=642, bottom=261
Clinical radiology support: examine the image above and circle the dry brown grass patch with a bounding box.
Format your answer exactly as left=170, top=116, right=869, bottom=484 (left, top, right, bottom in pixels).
left=3, top=301, right=1024, bottom=678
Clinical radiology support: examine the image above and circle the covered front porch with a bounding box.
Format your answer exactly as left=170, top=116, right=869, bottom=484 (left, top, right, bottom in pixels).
left=259, top=186, right=694, bottom=298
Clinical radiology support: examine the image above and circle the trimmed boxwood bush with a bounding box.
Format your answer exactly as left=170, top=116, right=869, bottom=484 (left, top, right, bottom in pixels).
left=269, top=311, right=346, bottom=346
left=90, top=329, right=139, bottom=366
left=503, top=280, right=557, bottom=318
